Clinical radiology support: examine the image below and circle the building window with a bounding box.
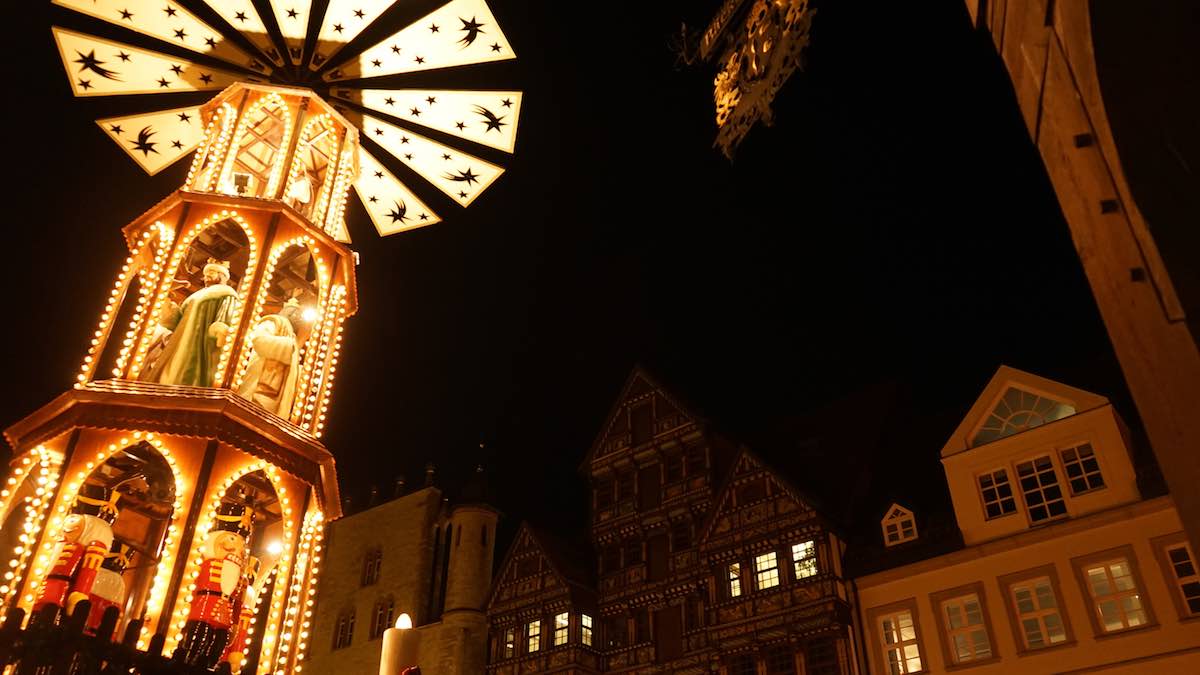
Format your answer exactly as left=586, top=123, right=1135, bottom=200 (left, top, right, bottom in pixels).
left=553, top=612, right=569, bottom=646
left=624, top=539, right=643, bottom=566
left=634, top=608, right=651, bottom=643
left=617, top=471, right=636, bottom=502
left=972, top=386, right=1075, bottom=446
left=728, top=562, right=743, bottom=598
left=1016, top=456, right=1067, bottom=523
left=1010, top=577, right=1068, bottom=649
left=361, top=548, right=383, bottom=586
left=527, top=619, right=541, bottom=652
left=729, top=654, right=757, bottom=675
left=755, top=551, right=780, bottom=590
left=580, top=614, right=593, bottom=646
left=670, top=519, right=692, bottom=551
left=603, top=615, right=627, bottom=648
left=977, top=469, right=1017, bottom=519
left=369, top=597, right=395, bottom=639
left=805, top=638, right=840, bottom=675
left=1086, top=559, right=1150, bottom=632
left=502, top=627, right=516, bottom=658
left=877, top=609, right=922, bottom=674
left=601, top=543, right=620, bottom=573
left=882, top=504, right=917, bottom=546
left=665, top=452, right=684, bottom=482
left=1161, top=541, right=1200, bottom=618
left=764, top=645, right=796, bottom=674
left=684, top=595, right=704, bottom=632
left=332, top=610, right=355, bottom=650
left=1060, top=443, right=1105, bottom=495
left=939, top=594, right=993, bottom=663
left=792, top=540, right=818, bottom=580
left=596, top=479, right=614, bottom=509
left=685, top=442, right=706, bottom=475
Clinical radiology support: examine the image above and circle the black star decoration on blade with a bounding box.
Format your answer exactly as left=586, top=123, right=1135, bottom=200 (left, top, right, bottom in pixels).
left=170, top=64, right=183, bottom=75
left=419, top=213, right=429, bottom=221
left=445, top=168, right=480, bottom=185
left=441, top=153, right=451, bottom=160
left=458, top=190, right=467, bottom=198
left=458, top=17, right=485, bottom=47
left=74, top=50, right=121, bottom=81
left=174, top=28, right=187, bottom=40
left=78, top=79, right=92, bottom=90
left=178, top=112, right=191, bottom=122
left=287, top=8, right=299, bottom=19
left=455, top=121, right=465, bottom=130
left=374, top=128, right=384, bottom=136
left=205, top=37, right=217, bottom=48
left=163, top=6, right=177, bottom=18
left=171, top=140, right=183, bottom=149
left=334, top=23, right=344, bottom=33
left=388, top=200, right=409, bottom=223
left=354, top=9, right=365, bottom=19
left=400, top=136, right=410, bottom=144
left=368, top=195, right=378, bottom=203
left=473, top=105, right=506, bottom=133
left=119, top=9, right=133, bottom=20
left=410, top=107, right=421, bottom=117
left=414, top=56, right=425, bottom=64
left=109, top=124, right=123, bottom=134
left=429, top=23, right=439, bottom=33
left=390, top=44, right=401, bottom=54
left=235, top=11, right=247, bottom=22
left=426, top=96, right=437, bottom=105
left=373, top=171, right=383, bottom=179
left=117, top=51, right=131, bottom=62
left=384, top=97, right=395, bottom=106
left=130, top=126, right=158, bottom=156
left=490, top=42, right=502, bottom=52
left=404, top=153, right=412, bottom=160
left=157, top=77, right=171, bottom=87
left=199, top=73, right=213, bottom=84
left=501, top=98, right=513, bottom=108
left=371, top=59, right=382, bottom=67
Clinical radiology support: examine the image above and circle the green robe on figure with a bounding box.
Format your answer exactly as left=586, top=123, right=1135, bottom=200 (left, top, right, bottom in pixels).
left=140, top=283, right=238, bottom=387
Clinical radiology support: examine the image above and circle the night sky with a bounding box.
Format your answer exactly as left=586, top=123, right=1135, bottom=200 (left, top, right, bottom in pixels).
left=6, top=1, right=1138, bottom=550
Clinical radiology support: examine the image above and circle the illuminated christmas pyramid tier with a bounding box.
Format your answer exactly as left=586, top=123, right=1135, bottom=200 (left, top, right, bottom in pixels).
left=0, top=84, right=354, bottom=673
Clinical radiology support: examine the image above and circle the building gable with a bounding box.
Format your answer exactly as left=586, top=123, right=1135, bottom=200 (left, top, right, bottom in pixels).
left=487, top=523, right=589, bottom=613
left=700, top=449, right=821, bottom=548
left=581, top=367, right=699, bottom=469
left=941, top=365, right=1109, bottom=458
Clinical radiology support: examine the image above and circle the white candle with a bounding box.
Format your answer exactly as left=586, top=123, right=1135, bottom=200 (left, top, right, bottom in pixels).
left=379, top=613, right=420, bottom=675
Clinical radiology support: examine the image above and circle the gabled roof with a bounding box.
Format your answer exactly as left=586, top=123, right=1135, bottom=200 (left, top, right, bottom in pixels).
left=578, top=365, right=704, bottom=471
left=485, top=522, right=594, bottom=610
left=941, top=365, right=1109, bottom=458
left=698, top=446, right=828, bottom=545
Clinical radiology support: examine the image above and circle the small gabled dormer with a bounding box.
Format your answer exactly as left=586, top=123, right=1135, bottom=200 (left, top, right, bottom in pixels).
left=881, top=503, right=918, bottom=547
left=941, top=366, right=1140, bottom=546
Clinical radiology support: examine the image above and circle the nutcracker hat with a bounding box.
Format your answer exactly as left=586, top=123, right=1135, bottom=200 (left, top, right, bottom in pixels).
left=214, top=502, right=254, bottom=539
left=203, top=258, right=231, bottom=281
left=101, top=542, right=134, bottom=573
left=73, top=483, right=120, bottom=525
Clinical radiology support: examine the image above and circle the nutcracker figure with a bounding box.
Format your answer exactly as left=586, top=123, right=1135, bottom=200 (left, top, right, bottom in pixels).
left=174, top=503, right=254, bottom=668
left=31, top=483, right=119, bottom=625
left=85, top=542, right=133, bottom=638
left=220, top=556, right=261, bottom=672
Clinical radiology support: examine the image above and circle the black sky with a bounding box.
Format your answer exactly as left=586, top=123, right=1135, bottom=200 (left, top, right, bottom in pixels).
left=5, top=1, right=1137, bottom=548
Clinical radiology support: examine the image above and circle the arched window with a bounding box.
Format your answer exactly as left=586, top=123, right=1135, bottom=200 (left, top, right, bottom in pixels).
left=361, top=548, right=383, bottom=586
left=333, top=609, right=355, bottom=650
left=370, top=596, right=395, bottom=639
left=971, top=387, right=1075, bottom=446
left=227, top=94, right=292, bottom=198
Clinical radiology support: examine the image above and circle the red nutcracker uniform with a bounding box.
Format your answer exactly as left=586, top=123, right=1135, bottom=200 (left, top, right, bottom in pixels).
left=220, top=556, right=261, bottom=671
left=174, top=503, right=253, bottom=668
left=32, top=483, right=118, bottom=625
left=85, top=543, right=132, bottom=637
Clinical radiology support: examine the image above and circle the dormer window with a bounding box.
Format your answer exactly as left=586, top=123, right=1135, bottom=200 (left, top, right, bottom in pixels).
left=1016, top=456, right=1067, bottom=524
left=972, top=387, right=1075, bottom=447
left=883, top=505, right=918, bottom=546
left=1060, top=443, right=1105, bottom=495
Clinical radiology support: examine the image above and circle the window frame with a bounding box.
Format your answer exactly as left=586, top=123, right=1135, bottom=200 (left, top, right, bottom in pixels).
left=1150, top=532, right=1200, bottom=621
left=580, top=613, right=594, bottom=646
left=792, top=539, right=818, bottom=581
left=1058, top=442, right=1106, bottom=496
left=552, top=611, right=569, bottom=647
left=929, top=582, right=1000, bottom=668
left=501, top=626, right=516, bottom=659
left=882, top=504, right=918, bottom=547
left=754, top=551, right=781, bottom=590
left=996, top=564, right=1075, bottom=654
left=527, top=618, right=542, bottom=653
left=865, top=597, right=927, bottom=675
left=332, top=609, right=355, bottom=650
left=975, top=468, right=1018, bottom=520
left=728, top=561, right=743, bottom=598
left=1015, top=454, right=1069, bottom=525
left=1070, top=545, right=1157, bottom=637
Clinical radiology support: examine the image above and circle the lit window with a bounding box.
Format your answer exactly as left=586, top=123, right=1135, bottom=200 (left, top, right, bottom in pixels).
left=977, top=469, right=1017, bottom=519
left=553, top=612, right=569, bottom=646
left=882, top=504, right=917, bottom=546
left=527, top=619, right=541, bottom=652
left=1010, top=577, right=1067, bottom=649
left=580, top=614, right=593, bottom=646
left=1016, top=456, right=1067, bottom=523
left=728, top=562, right=742, bottom=598
left=1084, top=559, right=1148, bottom=632
left=879, top=610, right=922, bottom=674
left=1165, top=544, right=1200, bottom=617
left=502, top=627, right=516, bottom=658
left=941, top=594, right=992, bottom=663
left=972, top=387, right=1075, bottom=446
left=1060, top=444, right=1105, bottom=495
left=755, top=552, right=780, bottom=590
left=792, top=540, right=818, bottom=580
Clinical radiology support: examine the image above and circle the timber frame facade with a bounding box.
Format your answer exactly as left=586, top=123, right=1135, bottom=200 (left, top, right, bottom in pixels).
left=486, top=369, right=857, bottom=675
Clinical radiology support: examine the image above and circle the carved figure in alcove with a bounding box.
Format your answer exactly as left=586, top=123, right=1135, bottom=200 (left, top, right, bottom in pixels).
left=85, top=542, right=132, bottom=637
left=220, top=555, right=261, bottom=671
left=236, top=300, right=301, bottom=417
left=140, top=259, right=239, bottom=387
left=31, top=483, right=120, bottom=625
left=174, top=502, right=253, bottom=668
